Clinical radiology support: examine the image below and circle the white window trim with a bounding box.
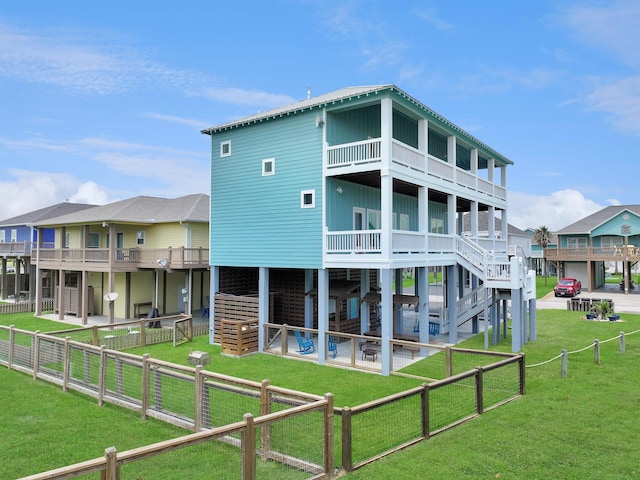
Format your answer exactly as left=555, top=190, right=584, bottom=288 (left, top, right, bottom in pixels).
left=262, top=158, right=275, bottom=176
left=137, top=231, right=145, bottom=246
left=220, top=140, right=231, bottom=158
left=301, top=189, right=315, bottom=208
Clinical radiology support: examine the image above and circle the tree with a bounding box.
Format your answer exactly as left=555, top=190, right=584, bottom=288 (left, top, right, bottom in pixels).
left=532, top=225, right=552, bottom=285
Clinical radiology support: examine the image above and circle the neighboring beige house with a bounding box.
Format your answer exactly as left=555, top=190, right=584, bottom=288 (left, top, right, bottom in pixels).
left=30, top=194, right=210, bottom=324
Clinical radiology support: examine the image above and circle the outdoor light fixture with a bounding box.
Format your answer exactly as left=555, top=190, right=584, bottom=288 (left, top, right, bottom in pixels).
left=315, top=115, right=324, bottom=127
left=157, top=258, right=169, bottom=269
left=336, top=186, right=343, bottom=194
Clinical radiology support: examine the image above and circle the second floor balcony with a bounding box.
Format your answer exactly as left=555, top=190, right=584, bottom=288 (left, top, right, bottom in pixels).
left=545, top=245, right=640, bottom=262
left=325, top=138, right=507, bottom=202
left=31, top=244, right=209, bottom=271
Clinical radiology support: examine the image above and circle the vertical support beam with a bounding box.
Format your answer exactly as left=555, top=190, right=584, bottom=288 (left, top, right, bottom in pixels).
left=381, top=174, right=393, bottom=260
left=58, top=268, right=65, bottom=320
left=258, top=267, right=269, bottom=352
left=529, top=298, right=537, bottom=341
left=305, top=269, right=314, bottom=330
left=380, top=268, right=393, bottom=376
left=359, top=269, right=370, bottom=332
left=34, top=227, right=42, bottom=315
left=317, top=268, right=329, bottom=365
left=81, top=269, right=89, bottom=325
left=511, top=287, right=522, bottom=352
left=447, top=265, right=458, bottom=345
left=394, top=268, right=403, bottom=334
left=417, top=266, right=429, bottom=346
left=209, top=266, right=219, bottom=345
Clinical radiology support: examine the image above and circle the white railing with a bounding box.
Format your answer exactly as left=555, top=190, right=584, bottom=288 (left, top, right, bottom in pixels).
left=326, top=138, right=381, bottom=168
left=456, top=168, right=476, bottom=190
left=391, top=140, right=425, bottom=172
left=427, top=156, right=455, bottom=182
left=392, top=230, right=426, bottom=254
left=427, top=233, right=455, bottom=254
left=477, top=177, right=493, bottom=196
left=325, top=230, right=382, bottom=254
left=455, top=235, right=488, bottom=273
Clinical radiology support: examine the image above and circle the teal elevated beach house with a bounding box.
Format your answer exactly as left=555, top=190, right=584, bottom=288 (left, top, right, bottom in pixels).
left=202, top=85, right=535, bottom=374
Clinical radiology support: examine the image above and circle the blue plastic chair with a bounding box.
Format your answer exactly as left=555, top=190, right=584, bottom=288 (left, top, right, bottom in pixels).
left=328, top=335, right=338, bottom=358
left=294, top=330, right=315, bottom=354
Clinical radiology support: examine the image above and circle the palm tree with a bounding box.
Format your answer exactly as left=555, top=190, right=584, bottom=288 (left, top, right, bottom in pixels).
left=532, top=225, right=552, bottom=285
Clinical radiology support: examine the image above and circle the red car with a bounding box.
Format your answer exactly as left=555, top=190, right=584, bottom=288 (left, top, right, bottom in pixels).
left=554, top=278, right=582, bottom=297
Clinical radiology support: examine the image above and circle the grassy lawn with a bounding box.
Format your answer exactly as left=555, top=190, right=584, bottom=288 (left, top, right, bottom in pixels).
left=2, top=310, right=640, bottom=478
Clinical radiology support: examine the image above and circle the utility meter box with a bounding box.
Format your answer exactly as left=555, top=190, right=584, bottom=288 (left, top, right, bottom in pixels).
left=187, top=350, right=211, bottom=366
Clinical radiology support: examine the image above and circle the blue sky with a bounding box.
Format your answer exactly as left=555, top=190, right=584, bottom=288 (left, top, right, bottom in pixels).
left=0, top=0, right=638, bottom=231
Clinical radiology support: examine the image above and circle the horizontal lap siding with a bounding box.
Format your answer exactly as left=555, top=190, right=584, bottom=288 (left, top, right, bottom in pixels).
left=211, top=112, right=323, bottom=269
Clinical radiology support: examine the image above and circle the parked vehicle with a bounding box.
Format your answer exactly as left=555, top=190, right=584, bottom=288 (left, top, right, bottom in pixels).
left=554, top=278, right=582, bottom=297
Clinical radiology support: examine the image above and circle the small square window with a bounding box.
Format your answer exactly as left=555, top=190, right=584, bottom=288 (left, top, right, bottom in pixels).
left=301, top=189, right=315, bottom=208
left=220, top=141, right=231, bottom=157
left=262, top=158, right=275, bottom=176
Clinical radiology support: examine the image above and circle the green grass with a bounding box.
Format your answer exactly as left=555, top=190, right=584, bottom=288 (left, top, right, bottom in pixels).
left=3, top=311, right=640, bottom=478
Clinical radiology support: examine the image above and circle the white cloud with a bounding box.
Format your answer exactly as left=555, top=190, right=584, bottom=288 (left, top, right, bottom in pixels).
left=197, top=86, right=296, bottom=108
left=508, top=189, right=604, bottom=231
left=563, top=0, right=640, bottom=69
left=585, top=76, right=640, bottom=135
left=142, top=112, right=211, bottom=130
left=0, top=170, right=110, bottom=220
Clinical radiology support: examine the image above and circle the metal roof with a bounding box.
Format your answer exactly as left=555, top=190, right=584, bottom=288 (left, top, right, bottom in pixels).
left=30, top=194, right=210, bottom=227
left=555, top=205, right=640, bottom=234
left=201, top=84, right=513, bottom=166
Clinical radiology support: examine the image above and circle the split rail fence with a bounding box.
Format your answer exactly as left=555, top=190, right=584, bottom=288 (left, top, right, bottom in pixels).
left=1, top=323, right=524, bottom=479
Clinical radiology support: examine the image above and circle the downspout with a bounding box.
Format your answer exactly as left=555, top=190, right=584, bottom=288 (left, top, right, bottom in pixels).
left=180, top=221, right=193, bottom=315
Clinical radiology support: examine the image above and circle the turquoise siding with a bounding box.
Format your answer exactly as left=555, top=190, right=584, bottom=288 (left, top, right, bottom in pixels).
left=327, top=104, right=381, bottom=145
left=325, top=178, right=448, bottom=233
left=210, top=111, right=323, bottom=268
left=591, top=211, right=640, bottom=237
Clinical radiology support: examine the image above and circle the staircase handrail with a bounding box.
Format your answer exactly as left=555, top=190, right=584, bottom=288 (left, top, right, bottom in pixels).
left=455, top=235, right=490, bottom=272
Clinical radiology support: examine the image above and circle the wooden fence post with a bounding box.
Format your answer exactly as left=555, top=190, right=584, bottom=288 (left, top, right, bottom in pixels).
left=594, top=339, right=600, bottom=365
left=341, top=407, right=353, bottom=472
left=445, top=346, right=453, bottom=377
left=475, top=367, right=484, bottom=415
left=98, top=345, right=107, bottom=406
left=194, top=365, right=203, bottom=432
left=620, top=332, right=625, bottom=353
left=422, top=383, right=430, bottom=439
left=324, top=393, right=335, bottom=480
left=103, top=447, right=118, bottom=480
left=141, top=354, right=150, bottom=420
left=8, top=325, right=15, bottom=370
left=92, top=325, right=99, bottom=346
left=32, top=330, right=41, bottom=380
left=561, top=349, right=568, bottom=378
left=63, top=336, right=71, bottom=392
left=260, top=379, right=271, bottom=459
left=242, top=413, right=256, bottom=480
left=518, top=353, right=526, bottom=395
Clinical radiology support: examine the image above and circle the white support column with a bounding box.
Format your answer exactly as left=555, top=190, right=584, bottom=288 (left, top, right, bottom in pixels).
left=418, top=118, right=428, bottom=156
left=470, top=148, right=478, bottom=175
left=209, top=266, right=219, bottom=345
left=488, top=206, right=496, bottom=241
left=381, top=174, right=393, bottom=260
left=380, top=268, right=393, bottom=376
left=418, top=266, right=429, bottom=346
left=501, top=209, right=508, bottom=244
left=317, top=268, right=328, bottom=365
left=447, top=265, right=458, bottom=345
left=447, top=135, right=457, bottom=167
left=447, top=194, right=456, bottom=238
left=511, top=287, right=522, bottom=352
left=470, top=201, right=478, bottom=239
left=34, top=227, right=42, bottom=316
left=81, top=270, right=89, bottom=325
left=258, top=267, right=269, bottom=352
